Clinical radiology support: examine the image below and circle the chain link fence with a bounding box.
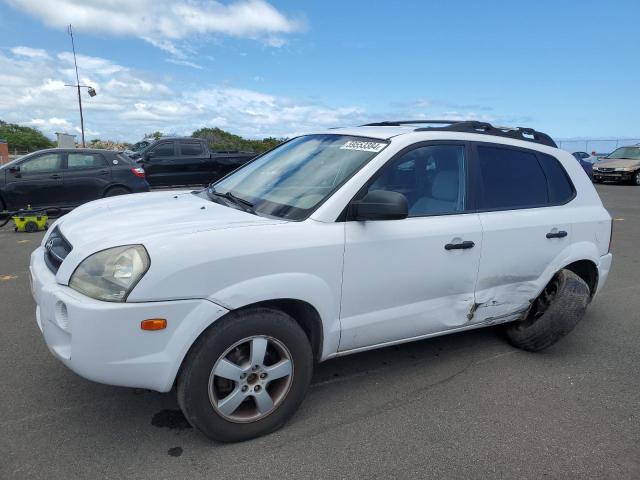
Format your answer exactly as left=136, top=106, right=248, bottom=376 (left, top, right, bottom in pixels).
left=556, top=138, right=640, bottom=156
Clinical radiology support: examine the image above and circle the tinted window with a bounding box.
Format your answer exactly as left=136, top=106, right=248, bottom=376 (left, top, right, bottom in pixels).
left=539, top=153, right=574, bottom=204
left=181, top=142, right=204, bottom=156
left=67, top=153, right=106, bottom=169
left=367, top=145, right=465, bottom=217
left=477, top=146, right=547, bottom=210
left=20, top=153, right=62, bottom=173
left=152, top=142, right=174, bottom=157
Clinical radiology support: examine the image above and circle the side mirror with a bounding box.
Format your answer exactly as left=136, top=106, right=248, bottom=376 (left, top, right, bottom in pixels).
left=351, top=190, right=408, bottom=221
left=9, top=165, right=21, bottom=176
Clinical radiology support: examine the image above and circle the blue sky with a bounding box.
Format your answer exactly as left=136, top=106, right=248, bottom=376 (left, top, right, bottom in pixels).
left=0, top=0, right=638, bottom=143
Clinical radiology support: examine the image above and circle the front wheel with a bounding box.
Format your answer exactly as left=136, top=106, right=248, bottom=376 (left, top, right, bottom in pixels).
left=177, top=308, right=313, bottom=442
left=634, top=170, right=640, bottom=186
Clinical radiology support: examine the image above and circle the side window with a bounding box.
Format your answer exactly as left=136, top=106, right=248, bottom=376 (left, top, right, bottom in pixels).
left=151, top=142, right=174, bottom=157
left=20, top=153, right=62, bottom=173
left=67, top=153, right=107, bottom=169
left=539, top=153, right=575, bottom=204
left=180, top=142, right=204, bottom=156
left=367, top=145, right=466, bottom=217
left=476, top=146, right=548, bottom=210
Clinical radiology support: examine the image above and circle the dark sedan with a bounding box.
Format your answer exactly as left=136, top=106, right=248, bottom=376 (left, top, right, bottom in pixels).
left=0, top=148, right=150, bottom=211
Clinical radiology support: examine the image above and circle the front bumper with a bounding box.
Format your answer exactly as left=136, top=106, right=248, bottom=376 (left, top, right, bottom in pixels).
left=30, top=247, right=228, bottom=392
left=593, top=171, right=634, bottom=182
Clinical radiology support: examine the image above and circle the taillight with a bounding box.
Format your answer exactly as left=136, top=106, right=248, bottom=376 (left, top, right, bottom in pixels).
left=131, top=167, right=145, bottom=178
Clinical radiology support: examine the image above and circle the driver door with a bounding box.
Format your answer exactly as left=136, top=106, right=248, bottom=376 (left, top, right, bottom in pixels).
left=339, top=143, right=483, bottom=352
left=4, top=152, right=64, bottom=209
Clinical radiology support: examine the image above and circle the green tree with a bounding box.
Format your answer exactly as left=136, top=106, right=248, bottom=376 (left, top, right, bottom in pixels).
left=0, top=120, right=55, bottom=151
left=192, top=127, right=286, bottom=154
left=144, top=131, right=164, bottom=140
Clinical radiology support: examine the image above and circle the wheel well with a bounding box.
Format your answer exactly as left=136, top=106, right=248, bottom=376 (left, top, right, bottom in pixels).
left=103, top=185, right=131, bottom=196
left=0, top=193, right=5, bottom=211
left=238, top=299, right=324, bottom=362
left=563, top=260, right=598, bottom=296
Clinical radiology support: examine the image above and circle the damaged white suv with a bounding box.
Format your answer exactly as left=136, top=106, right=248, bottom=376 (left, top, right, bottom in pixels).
left=30, top=121, right=613, bottom=442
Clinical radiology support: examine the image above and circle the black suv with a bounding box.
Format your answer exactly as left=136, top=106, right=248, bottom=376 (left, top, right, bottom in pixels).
left=0, top=148, right=150, bottom=211
left=133, top=137, right=255, bottom=187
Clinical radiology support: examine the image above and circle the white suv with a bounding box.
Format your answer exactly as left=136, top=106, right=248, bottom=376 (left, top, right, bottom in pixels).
left=30, top=121, right=613, bottom=442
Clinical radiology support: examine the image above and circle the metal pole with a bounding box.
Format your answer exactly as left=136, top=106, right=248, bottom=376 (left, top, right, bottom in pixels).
left=68, top=25, right=85, bottom=147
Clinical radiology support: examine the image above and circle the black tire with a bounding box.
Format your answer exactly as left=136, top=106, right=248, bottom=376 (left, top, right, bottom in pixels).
left=505, top=269, right=590, bottom=352
left=24, top=220, right=38, bottom=233
left=177, top=307, right=313, bottom=442
left=104, top=186, right=130, bottom=197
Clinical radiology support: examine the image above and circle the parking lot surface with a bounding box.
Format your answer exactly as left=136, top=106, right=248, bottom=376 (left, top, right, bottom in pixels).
left=1, top=184, right=638, bottom=479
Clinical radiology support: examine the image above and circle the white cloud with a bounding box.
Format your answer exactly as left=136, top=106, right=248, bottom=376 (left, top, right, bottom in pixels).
left=10, top=46, right=49, bottom=58
left=0, top=46, right=504, bottom=143
left=6, top=0, right=305, bottom=56
left=0, top=46, right=365, bottom=141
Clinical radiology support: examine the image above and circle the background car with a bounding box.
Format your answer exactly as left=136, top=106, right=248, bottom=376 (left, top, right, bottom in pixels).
left=572, top=151, right=598, bottom=164
left=133, top=137, right=255, bottom=187
left=571, top=152, right=593, bottom=178
left=592, top=145, right=640, bottom=185
left=0, top=148, right=149, bottom=211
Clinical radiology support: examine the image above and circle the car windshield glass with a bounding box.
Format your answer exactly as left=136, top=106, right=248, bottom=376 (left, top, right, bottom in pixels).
left=131, top=141, right=152, bottom=152
left=606, top=147, right=640, bottom=160
left=204, top=134, right=389, bottom=220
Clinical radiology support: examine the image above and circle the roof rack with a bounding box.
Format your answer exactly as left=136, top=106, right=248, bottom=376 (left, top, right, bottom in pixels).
left=360, top=120, right=557, bottom=148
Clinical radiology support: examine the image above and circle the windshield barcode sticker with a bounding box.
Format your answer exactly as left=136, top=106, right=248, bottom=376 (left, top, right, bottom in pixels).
left=340, top=141, right=386, bottom=153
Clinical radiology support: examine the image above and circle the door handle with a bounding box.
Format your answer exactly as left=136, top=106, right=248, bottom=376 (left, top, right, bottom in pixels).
left=546, top=230, right=568, bottom=239
left=98, top=169, right=109, bottom=175
left=50, top=174, right=62, bottom=179
left=445, top=240, right=475, bottom=250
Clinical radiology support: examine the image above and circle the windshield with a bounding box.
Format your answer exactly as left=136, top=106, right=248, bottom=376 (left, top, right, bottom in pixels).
left=206, top=134, right=389, bottom=220
left=606, top=147, right=640, bottom=160
left=130, top=140, right=152, bottom=152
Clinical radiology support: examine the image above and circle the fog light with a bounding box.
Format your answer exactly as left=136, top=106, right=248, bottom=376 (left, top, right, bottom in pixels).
left=141, top=319, right=167, bottom=331
left=55, top=301, right=69, bottom=330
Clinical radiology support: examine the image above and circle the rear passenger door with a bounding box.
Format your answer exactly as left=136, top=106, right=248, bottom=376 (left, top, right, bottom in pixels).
left=62, top=152, right=111, bottom=206
left=471, top=143, right=575, bottom=324
left=177, top=140, right=210, bottom=185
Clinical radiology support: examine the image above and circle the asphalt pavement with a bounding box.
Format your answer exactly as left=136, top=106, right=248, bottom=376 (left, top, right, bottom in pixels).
left=1, top=184, right=638, bottom=479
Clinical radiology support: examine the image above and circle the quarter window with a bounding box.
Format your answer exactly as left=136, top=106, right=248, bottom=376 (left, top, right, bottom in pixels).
left=67, top=153, right=106, bottom=169
left=539, top=153, right=575, bottom=204
left=476, top=146, right=548, bottom=210
left=20, top=153, right=62, bottom=173
left=367, top=145, right=466, bottom=217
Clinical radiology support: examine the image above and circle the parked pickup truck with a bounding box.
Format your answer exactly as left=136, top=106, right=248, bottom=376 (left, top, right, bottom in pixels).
left=131, top=137, right=255, bottom=187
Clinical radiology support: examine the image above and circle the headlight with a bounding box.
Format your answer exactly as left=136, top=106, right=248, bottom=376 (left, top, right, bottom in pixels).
left=615, top=167, right=633, bottom=172
left=69, top=245, right=150, bottom=302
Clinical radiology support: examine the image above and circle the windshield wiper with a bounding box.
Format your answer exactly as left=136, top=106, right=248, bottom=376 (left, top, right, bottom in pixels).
left=207, top=188, right=256, bottom=214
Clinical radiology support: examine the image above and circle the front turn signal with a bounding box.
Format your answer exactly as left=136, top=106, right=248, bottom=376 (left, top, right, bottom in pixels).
left=141, top=319, right=167, bottom=331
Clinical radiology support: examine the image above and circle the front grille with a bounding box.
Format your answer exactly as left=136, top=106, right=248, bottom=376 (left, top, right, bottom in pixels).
left=44, top=227, right=72, bottom=274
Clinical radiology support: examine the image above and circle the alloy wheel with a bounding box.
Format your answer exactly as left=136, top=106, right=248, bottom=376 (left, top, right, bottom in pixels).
left=208, top=335, right=294, bottom=423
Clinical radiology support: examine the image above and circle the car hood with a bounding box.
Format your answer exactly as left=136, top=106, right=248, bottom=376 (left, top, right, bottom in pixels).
left=53, top=190, right=286, bottom=250
left=595, top=159, right=640, bottom=169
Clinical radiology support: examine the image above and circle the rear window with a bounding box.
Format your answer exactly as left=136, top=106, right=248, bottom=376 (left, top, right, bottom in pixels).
left=539, top=153, right=575, bottom=204
left=180, top=142, right=204, bottom=156
left=476, top=146, right=548, bottom=210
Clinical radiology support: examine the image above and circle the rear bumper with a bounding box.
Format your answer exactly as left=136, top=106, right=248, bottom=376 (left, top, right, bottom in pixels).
left=595, top=253, right=613, bottom=296
left=30, top=247, right=228, bottom=392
